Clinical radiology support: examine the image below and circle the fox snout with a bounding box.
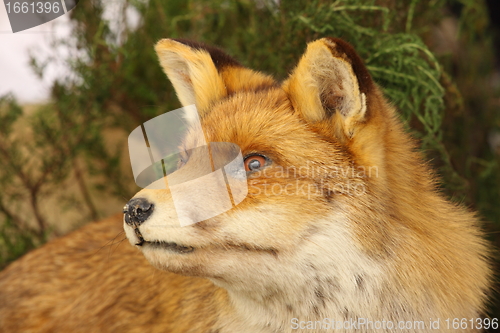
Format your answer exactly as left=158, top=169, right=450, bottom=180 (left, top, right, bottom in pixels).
left=123, top=197, right=155, bottom=225
left=124, top=197, right=155, bottom=245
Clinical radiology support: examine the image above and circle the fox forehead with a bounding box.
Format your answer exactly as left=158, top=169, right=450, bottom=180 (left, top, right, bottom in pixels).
left=199, top=88, right=349, bottom=169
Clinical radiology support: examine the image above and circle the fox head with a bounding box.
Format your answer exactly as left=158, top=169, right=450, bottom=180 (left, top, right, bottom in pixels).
left=123, top=38, right=489, bottom=322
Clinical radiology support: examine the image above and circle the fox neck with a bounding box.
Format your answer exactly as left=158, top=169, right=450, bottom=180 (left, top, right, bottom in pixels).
left=210, top=215, right=387, bottom=332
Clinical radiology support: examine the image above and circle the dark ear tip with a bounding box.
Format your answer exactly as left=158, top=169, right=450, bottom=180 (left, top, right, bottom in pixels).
left=323, top=37, right=374, bottom=95
left=171, top=38, right=209, bottom=49
left=172, top=38, right=243, bottom=71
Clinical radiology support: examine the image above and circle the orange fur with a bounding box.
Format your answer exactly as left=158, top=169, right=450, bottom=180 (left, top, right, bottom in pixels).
left=0, top=38, right=491, bottom=333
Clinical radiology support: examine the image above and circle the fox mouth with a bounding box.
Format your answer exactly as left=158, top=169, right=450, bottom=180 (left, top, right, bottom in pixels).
left=137, top=239, right=195, bottom=254
left=130, top=223, right=194, bottom=254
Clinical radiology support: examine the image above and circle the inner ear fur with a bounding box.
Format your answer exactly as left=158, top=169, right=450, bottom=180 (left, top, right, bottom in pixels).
left=283, top=37, right=374, bottom=137
left=155, top=39, right=276, bottom=114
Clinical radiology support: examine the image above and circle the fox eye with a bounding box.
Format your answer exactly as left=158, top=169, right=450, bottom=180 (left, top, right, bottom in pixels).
left=244, top=155, right=266, bottom=172
left=177, top=153, right=188, bottom=168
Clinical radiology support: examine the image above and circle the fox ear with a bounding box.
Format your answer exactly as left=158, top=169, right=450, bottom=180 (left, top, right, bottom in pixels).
left=155, top=39, right=230, bottom=112
left=155, top=39, right=276, bottom=113
left=283, top=38, right=374, bottom=137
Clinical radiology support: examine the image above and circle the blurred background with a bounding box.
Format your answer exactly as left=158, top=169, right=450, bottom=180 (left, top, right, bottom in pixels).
left=0, top=0, right=499, bottom=324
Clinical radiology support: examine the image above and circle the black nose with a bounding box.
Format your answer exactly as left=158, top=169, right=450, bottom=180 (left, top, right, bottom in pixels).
left=124, top=198, right=154, bottom=226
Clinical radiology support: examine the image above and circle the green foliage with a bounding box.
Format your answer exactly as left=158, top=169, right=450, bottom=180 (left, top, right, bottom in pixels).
left=0, top=94, right=23, bottom=135
left=0, top=218, right=40, bottom=269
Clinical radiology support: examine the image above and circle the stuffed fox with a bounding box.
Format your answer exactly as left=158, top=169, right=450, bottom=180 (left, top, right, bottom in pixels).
left=0, top=37, right=492, bottom=332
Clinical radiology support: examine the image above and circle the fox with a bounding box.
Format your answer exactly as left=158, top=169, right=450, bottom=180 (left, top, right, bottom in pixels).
left=0, top=37, right=492, bottom=333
